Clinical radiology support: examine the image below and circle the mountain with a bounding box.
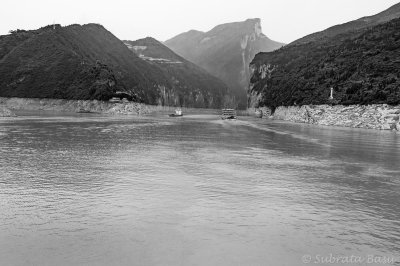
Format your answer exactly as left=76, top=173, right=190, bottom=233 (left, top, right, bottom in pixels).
left=0, top=24, right=229, bottom=108
left=292, top=2, right=400, bottom=45
left=165, top=18, right=284, bottom=109
left=123, top=37, right=231, bottom=108
left=249, top=3, right=400, bottom=109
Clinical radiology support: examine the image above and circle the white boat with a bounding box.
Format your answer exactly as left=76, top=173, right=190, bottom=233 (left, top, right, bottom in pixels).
left=169, top=108, right=183, bottom=117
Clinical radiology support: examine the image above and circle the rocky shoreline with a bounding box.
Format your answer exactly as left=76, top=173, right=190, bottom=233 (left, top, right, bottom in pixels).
left=3, top=98, right=400, bottom=132
left=262, top=104, right=400, bottom=132
left=0, top=105, right=16, bottom=117
left=0, top=97, right=168, bottom=116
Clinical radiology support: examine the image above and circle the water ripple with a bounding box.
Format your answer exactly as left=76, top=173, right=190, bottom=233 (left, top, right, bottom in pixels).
left=0, top=114, right=399, bottom=265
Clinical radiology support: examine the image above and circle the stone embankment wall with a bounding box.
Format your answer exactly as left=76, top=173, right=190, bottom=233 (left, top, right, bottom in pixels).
left=270, top=104, right=400, bottom=131
left=0, top=97, right=170, bottom=115
left=246, top=107, right=272, bottom=117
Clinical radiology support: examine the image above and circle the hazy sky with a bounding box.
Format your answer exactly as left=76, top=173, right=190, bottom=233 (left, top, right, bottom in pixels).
left=1, top=0, right=399, bottom=43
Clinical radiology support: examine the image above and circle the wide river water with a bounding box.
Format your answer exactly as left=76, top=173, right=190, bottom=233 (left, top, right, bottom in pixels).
left=1, top=112, right=399, bottom=266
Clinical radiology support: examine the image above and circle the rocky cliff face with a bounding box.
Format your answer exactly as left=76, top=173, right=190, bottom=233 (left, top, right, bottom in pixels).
left=270, top=104, right=400, bottom=131
left=165, top=19, right=284, bottom=109
left=123, top=37, right=230, bottom=108
left=249, top=3, right=400, bottom=109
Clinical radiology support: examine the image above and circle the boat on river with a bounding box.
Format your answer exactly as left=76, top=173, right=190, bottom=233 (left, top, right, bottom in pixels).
left=221, top=109, right=236, bottom=120
left=169, top=108, right=183, bottom=117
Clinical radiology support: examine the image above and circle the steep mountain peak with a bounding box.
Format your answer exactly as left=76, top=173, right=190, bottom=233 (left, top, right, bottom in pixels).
left=165, top=19, right=284, bottom=108
left=245, top=18, right=262, bottom=33
left=207, top=18, right=263, bottom=37
left=246, top=18, right=261, bottom=23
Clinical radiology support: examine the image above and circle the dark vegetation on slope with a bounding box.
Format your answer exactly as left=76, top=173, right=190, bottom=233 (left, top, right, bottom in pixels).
left=0, top=24, right=229, bottom=108
left=0, top=24, right=164, bottom=102
left=124, top=37, right=231, bottom=108
left=250, top=15, right=400, bottom=109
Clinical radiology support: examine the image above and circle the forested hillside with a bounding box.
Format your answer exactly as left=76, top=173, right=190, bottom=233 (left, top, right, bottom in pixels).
left=250, top=16, right=400, bottom=109
left=0, top=24, right=230, bottom=108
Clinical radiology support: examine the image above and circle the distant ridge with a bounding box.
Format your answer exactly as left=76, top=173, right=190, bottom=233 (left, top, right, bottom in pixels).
left=123, top=37, right=231, bottom=108
left=165, top=18, right=284, bottom=109
left=291, top=2, right=400, bottom=45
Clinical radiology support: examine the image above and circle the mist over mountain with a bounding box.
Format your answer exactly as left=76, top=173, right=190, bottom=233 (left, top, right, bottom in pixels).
left=249, top=3, right=400, bottom=109
left=0, top=24, right=229, bottom=108
left=165, top=18, right=284, bottom=109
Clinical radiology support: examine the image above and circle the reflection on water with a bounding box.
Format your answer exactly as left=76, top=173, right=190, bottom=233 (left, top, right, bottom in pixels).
left=1, top=113, right=399, bottom=266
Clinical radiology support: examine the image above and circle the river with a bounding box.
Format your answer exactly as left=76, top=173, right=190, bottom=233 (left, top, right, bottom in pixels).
left=1, top=112, right=399, bottom=266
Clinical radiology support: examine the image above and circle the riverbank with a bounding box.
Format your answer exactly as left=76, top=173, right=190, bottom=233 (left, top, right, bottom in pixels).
left=264, top=104, right=400, bottom=131
left=0, top=105, right=16, bottom=117
left=0, top=97, right=161, bottom=115
left=0, top=97, right=221, bottom=116
left=5, top=98, right=398, bottom=132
